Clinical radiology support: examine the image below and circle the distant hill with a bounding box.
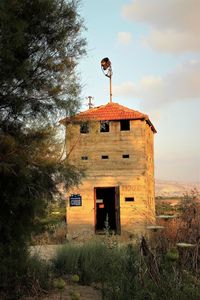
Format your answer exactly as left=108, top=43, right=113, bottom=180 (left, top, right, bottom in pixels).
left=155, top=179, right=200, bottom=197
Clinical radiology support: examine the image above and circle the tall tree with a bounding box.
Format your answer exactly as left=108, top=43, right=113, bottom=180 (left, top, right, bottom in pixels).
left=0, top=0, right=86, bottom=295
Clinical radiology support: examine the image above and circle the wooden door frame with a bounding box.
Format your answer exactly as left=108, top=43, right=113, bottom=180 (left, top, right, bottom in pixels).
left=94, top=186, right=121, bottom=234
left=115, top=186, right=121, bottom=234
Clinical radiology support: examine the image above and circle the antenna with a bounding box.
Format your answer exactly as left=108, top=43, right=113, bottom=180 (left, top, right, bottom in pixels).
left=86, top=96, right=94, bottom=109
left=101, top=57, right=113, bottom=103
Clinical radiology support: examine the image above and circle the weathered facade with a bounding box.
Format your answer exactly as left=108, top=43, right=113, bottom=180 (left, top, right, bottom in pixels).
left=61, top=102, right=156, bottom=237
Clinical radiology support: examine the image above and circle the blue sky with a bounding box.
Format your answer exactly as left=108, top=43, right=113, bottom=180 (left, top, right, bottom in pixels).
left=77, top=0, right=200, bottom=182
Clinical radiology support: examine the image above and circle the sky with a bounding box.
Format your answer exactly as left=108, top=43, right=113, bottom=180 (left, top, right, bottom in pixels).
left=77, top=0, right=200, bottom=183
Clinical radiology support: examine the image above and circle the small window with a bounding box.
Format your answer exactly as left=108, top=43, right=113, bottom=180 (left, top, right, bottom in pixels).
left=80, top=122, right=89, bottom=134
left=122, top=154, right=129, bottom=159
left=125, top=197, right=134, bottom=202
left=100, top=121, right=109, bottom=132
left=81, top=156, right=88, bottom=160
left=120, top=120, right=130, bottom=131
left=102, top=155, right=109, bottom=159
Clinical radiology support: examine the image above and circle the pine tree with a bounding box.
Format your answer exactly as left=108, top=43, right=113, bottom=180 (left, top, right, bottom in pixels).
left=0, top=0, right=86, bottom=295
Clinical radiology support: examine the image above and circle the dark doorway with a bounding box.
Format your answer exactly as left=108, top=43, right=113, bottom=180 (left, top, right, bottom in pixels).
left=95, top=187, right=120, bottom=234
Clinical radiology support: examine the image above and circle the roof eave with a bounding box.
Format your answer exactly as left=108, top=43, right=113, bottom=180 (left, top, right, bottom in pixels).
left=146, top=119, right=157, bottom=133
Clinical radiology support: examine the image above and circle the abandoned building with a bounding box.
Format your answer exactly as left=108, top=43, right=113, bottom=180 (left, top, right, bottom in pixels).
left=61, top=101, right=157, bottom=236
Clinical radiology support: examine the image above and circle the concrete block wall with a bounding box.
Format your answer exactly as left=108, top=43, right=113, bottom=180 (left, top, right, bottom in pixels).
left=65, top=119, right=155, bottom=236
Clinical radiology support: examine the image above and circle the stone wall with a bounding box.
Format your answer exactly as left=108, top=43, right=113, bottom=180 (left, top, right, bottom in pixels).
left=65, top=119, right=155, bottom=237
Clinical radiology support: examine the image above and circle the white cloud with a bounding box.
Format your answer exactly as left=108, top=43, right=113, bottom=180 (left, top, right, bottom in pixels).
left=114, top=81, right=135, bottom=97
left=122, top=0, right=200, bottom=53
left=113, top=60, right=200, bottom=107
left=113, top=75, right=163, bottom=103
left=117, top=32, right=133, bottom=45
left=144, top=29, right=200, bottom=53
left=140, top=75, right=162, bottom=89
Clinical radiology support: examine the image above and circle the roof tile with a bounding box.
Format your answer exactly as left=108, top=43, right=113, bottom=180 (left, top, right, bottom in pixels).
left=61, top=102, right=156, bottom=132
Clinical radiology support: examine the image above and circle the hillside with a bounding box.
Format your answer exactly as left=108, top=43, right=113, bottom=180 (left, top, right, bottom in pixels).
left=155, top=179, right=200, bottom=197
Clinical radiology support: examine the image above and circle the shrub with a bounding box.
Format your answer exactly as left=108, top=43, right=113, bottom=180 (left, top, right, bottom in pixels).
left=0, top=246, right=28, bottom=299
left=78, top=240, right=112, bottom=285
left=52, top=244, right=81, bottom=276
left=50, top=236, right=200, bottom=300
left=52, top=241, right=111, bottom=283
left=22, top=254, right=51, bottom=296
left=177, top=189, right=200, bottom=244
left=52, top=240, right=140, bottom=299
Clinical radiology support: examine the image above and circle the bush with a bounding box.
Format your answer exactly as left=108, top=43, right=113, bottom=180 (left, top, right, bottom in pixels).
left=52, top=243, right=81, bottom=276
left=78, top=240, right=112, bottom=285
left=22, top=254, right=51, bottom=296
left=0, top=246, right=28, bottom=299
left=52, top=241, right=111, bottom=283
left=4, top=237, right=198, bottom=300
left=52, top=240, right=140, bottom=299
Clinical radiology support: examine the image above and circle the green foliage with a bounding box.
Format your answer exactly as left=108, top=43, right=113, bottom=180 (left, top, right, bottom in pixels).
left=70, top=291, right=80, bottom=300
left=52, top=240, right=139, bottom=299
left=32, top=201, right=66, bottom=236
left=0, top=0, right=86, bottom=296
left=166, top=248, right=179, bottom=262
left=0, top=253, right=51, bottom=298
left=177, top=189, right=200, bottom=244
left=71, top=274, right=80, bottom=284
left=0, top=127, right=82, bottom=294
left=24, top=254, right=51, bottom=294
left=1, top=237, right=198, bottom=299
left=147, top=263, right=200, bottom=300
left=78, top=241, right=112, bottom=285
left=52, top=243, right=82, bottom=276
left=53, top=278, right=66, bottom=300
left=53, top=278, right=66, bottom=289
left=0, top=246, right=28, bottom=297
left=51, top=239, right=200, bottom=300
left=0, top=0, right=86, bottom=122
left=156, top=201, right=177, bottom=215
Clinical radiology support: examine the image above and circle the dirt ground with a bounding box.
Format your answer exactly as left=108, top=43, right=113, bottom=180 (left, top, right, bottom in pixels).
left=24, top=285, right=102, bottom=300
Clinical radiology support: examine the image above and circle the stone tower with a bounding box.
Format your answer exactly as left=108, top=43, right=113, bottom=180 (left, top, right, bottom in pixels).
left=61, top=102, right=156, bottom=237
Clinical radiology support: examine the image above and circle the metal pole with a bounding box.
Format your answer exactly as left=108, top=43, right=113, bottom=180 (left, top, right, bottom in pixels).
left=110, top=74, right=112, bottom=103
left=100, top=58, right=113, bottom=103
left=88, top=96, right=93, bottom=109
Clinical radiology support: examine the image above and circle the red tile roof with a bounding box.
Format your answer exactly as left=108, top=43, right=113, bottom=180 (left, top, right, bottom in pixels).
left=61, top=102, right=156, bottom=133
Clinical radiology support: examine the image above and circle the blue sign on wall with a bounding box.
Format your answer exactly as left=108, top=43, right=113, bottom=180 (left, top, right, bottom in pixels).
left=69, top=194, right=82, bottom=206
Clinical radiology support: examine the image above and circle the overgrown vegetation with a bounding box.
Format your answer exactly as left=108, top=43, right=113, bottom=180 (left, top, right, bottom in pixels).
left=27, top=190, right=200, bottom=300
left=51, top=235, right=200, bottom=300
left=23, top=254, right=52, bottom=296
left=9, top=238, right=199, bottom=300
left=156, top=200, right=177, bottom=215
left=52, top=241, right=140, bottom=299
left=0, top=0, right=86, bottom=297
left=0, top=190, right=199, bottom=299
left=31, top=200, right=67, bottom=245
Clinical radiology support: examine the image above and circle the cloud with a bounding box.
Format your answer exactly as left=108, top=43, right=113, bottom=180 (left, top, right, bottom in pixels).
left=117, top=32, right=133, bottom=45
left=122, top=0, right=200, bottom=53
left=113, top=60, right=200, bottom=107
left=143, top=29, right=200, bottom=53
left=114, top=81, right=135, bottom=97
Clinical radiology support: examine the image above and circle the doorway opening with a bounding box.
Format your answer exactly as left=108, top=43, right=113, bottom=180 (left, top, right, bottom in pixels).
left=94, top=186, right=120, bottom=234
